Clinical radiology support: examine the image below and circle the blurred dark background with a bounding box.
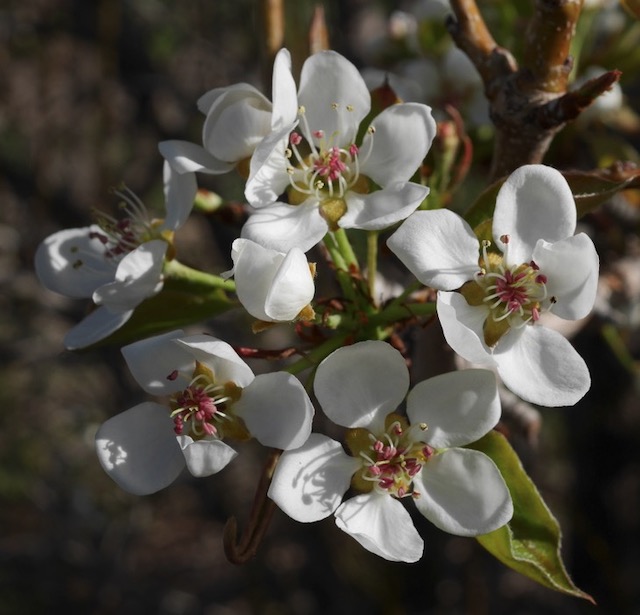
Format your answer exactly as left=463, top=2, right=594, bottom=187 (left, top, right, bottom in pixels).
left=2, top=1, right=640, bottom=613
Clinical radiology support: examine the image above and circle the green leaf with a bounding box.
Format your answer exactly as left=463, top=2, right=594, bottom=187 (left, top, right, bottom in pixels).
left=93, top=281, right=237, bottom=348
left=462, top=178, right=503, bottom=230
left=91, top=261, right=238, bottom=348
left=467, top=431, right=595, bottom=603
left=563, top=168, right=640, bottom=218
left=463, top=164, right=640, bottom=232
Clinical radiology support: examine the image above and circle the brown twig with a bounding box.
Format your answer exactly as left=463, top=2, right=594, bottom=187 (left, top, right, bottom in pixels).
left=542, top=69, right=623, bottom=126
left=223, top=449, right=281, bottom=564
left=309, top=4, right=330, bottom=54
left=447, top=0, right=620, bottom=181
left=261, top=0, right=285, bottom=96
left=523, top=0, right=583, bottom=94
left=447, top=0, right=517, bottom=89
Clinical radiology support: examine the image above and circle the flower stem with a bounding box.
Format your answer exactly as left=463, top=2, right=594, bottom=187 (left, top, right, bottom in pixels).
left=223, top=448, right=281, bottom=564
left=323, top=233, right=357, bottom=303
left=333, top=227, right=359, bottom=271
left=284, top=331, right=352, bottom=376
left=367, top=230, right=378, bottom=305
left=286, top=299, right=436, bottom=375
left=163, top=259, right=236, bottom=293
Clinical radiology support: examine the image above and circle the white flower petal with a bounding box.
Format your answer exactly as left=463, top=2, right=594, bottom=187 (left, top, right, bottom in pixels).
left=174, top=335, right=255, bottom=387
left=95, top=402, right=185, bottom=496
left=406, top=369, right=500, bottom=449
left=241, top=200, right=328, bottom=253
left=268, top=433, right=360, bottom=522
left=533, top=233, right=599, bottom=320
left=339, top=182, right=428, bottom=231
left=271, top=48, right=298, bottom=130
left=245, top=123, right=295, bottom=208
left=437, top=292, right=496, bottom=366
left=197, top=82, right=267, bottom=115
left=235, top=372, right=314, bottom=450
left=200, top=83, right=271, bottom=162
left=121, top=330, right=194, bottom=396
left=34, top=226, right=116, bottom=298
left=207, top=100, right=272, bottom=162
left=387, top=210, right=480, bottom=289
left=63, top=305, right=133, bottom=350
left=359, top=103, right=436, bottom=186
left=298, top=51, right=370, bottom=145
left=314, top=340, right=409, bottom=433
left=493, top=165, right=577, bottom=264
left=413, top=448, right=513, bottom=535
left=492, top=325, right=591, bottom=407
left=179, top=438, right=237, bottom=477
left=230, top=238, right=283, bottom=321
left=265, top=247, right=315, bottom=321
left=335, top=493, right=424, bottom=562
left=229, top=239, right=314, bottom=322
left=158, top=139, right=233, bottom=174
left=92, top=240, right=167, bottom=311
left=162, top=160, right=196, bottom=231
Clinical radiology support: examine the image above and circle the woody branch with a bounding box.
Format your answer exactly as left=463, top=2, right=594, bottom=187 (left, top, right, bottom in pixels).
left=447, top=0, right=621, bottom=182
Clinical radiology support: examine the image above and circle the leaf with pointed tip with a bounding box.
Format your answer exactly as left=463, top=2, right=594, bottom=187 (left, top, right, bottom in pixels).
left=92, top=272, right=237, bottom=348
left=463, top=164, right=640, bottom=231
left=563, top=168, right=640, bottom=218
left=468, top=431, right=595, bottom=603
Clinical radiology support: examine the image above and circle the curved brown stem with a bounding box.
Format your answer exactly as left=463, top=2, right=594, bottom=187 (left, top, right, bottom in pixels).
left=223, top=449, right=281, bottom=565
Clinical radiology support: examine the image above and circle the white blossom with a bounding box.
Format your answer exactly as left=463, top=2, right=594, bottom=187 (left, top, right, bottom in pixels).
left=34, top=163, right=196, bottom=349
left=159, top=48, right=297, bottom=177
left=241, top=50, right=437, bottom=252
left=95, top=330, right=314, bottom=495
left=268, top=340, right=512, bottom=562
left=387, top=164, right=600, bottom=406
left=225, top=238, right=315, bottom=323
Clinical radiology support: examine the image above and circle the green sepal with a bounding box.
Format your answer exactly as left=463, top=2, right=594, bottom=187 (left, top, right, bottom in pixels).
left=467, top=430, right=595, bottom=603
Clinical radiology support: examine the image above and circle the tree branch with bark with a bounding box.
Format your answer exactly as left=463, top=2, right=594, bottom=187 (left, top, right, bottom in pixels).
left=447, top=0, right=622, bottom=181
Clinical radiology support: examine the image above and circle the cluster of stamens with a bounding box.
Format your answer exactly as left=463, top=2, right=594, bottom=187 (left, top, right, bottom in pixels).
left=355, top=418, right=433, bottom=499
left=460, top=236, right=557, bottom=347
left=168, top=368, right=233, bottom=439
left=474, top=236, right=554, bottom=326
left=284, top=104, right=374, bottom=203
left=89, top=186, right=164, bottom=260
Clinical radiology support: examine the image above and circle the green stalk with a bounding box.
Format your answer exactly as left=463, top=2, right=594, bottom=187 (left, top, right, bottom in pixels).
left=284, top=332, right=352, bottom=376
left=286, top=299, right=436, bottom=375
left=323, top=299, right=436, bottom=331
left=163, top=259, right=236, bottom=293
left=333, top=227, right=359, bottom=270
left=323, top=233, right=357, bottom=302
left=366, top=230, right=379, bottom=304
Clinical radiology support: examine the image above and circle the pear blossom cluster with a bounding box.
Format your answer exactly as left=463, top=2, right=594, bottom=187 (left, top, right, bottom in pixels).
left=35, top=45, right=601, bottom=566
